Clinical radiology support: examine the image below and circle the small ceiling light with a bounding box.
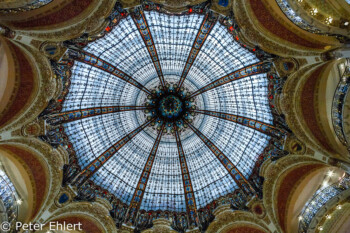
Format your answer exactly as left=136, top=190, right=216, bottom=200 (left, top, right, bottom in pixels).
left=318, top=226, right=323, bottom=231
left=16, top=199, right=23, bottom=205
left=337, top=205, right=342, bottom=209
left=298, top=216, right=303, bottom=221
left=344, top=22, right=349, bottom=26
left=327, top=170, right=334, bottom=177
left=325, top=17, right=333, bottom=24
left=311, top=8, right=318, bottom=16
left=322, top=181, right=328, bottom=188
left=326, top=215, right=331, bottom=219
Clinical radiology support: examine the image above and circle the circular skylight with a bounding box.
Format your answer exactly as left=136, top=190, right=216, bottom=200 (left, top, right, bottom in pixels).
left=53, top=5, right=274, bottom=218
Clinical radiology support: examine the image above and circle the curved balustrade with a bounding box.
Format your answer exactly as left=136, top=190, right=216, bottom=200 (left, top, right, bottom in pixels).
left=332, top=63, right=350, bottom=152
left=0, top=0, right=52, bottom=14
left=0, top=167, right=20, bottom=233
left=275, top=0, right=321, bottom=34
left=298, top=174, right=350, bottom=233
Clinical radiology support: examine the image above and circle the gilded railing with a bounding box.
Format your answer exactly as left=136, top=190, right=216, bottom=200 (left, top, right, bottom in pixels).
left=0, top=0, right=52, bottom=14
left=298, top=174, right=350, bottom=233
left=0, top=165, right=20, bottom=233
left=332, top=60, right=350, bottom=152
left=275, top=0, right=321, bottom=34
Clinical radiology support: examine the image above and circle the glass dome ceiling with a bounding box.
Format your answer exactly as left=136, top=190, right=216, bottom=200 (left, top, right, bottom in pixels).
left=42, top=2, right=285, bottom=227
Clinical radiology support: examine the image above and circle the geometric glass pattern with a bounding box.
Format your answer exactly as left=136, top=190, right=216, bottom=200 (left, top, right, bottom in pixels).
left=61, top=8, right=273, bottom=214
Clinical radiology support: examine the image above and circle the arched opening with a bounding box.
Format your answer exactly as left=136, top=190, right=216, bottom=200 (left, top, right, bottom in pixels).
left=0, top=37, right=16, bottom=121
left=0, top=144, right=50, bottom=222
left=0, top=38, right=36, bottom=129
left=299, top=61, right=349, bottom=158
left=286, top=166, right=345, bottom=233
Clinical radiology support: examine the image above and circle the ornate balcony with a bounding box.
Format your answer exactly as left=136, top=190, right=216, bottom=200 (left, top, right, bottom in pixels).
left=332, top=60, right=350, bottom=153
left=275, top=0, right=321, bottom=34
left=0, top=0, right=52, bottom=14
left=298, top=174, right=350, bottom=233
left=0, top=166, right=20, bottom=233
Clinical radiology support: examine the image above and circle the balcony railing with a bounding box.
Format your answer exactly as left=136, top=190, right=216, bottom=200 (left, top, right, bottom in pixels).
left=0, top=166, right=20, bottom=233
left=275, top=0, right=321, bottom=34
left=0, top=0, right=52, bottom=14
left=332, top=61, right=350, bottom=153
left=298, top=174, right=350, bottom=233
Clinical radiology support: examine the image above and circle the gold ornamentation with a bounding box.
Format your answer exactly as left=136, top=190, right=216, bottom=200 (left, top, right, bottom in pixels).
left=273, top=57, right=299, bottom=77
left=44, top=201, right=117, bottom=232
left=285, top=135, right=306, bottom=155
left=0, top=42, right=54, bottom=133
left=206, top=210, right=271, bottom=233
left=143, top=218, right=177, bottom=233
left=15, top=0, right=117, bottom=42
left=262, top=154, right=326, bottom=232
left=0, top=137, right=64, bottom=222
left=280, top=63, right=333, bottom=156
left=234, top=0, right=327, bottom=57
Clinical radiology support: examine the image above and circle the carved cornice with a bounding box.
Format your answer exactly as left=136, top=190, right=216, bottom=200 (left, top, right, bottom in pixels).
left=44, top=201, right=117, bottom=232
left=206, top=210, right=270, bottom=233
left=143, top=218, right=177, bottom=233
left=14, top=0, right=117, bottom=41
left=149, top=0, right=206, bottom=8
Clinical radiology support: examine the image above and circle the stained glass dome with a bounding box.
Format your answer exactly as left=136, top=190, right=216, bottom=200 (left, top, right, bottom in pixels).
left=41, top=2, right=285, bottom=229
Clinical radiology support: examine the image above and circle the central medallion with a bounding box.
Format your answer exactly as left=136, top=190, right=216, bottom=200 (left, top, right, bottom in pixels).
left=144, top=83, right=197, bottom=132
left=158, top=95, right=183, bottom=119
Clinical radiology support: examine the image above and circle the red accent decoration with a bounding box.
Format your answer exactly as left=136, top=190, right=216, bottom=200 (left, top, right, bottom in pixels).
left=27, top=125, right=38, bottom=135
left=253, top=48, right=256, bottom=52
left=121, top=12, right=125, bottom=17
left=57, top=99, right=62, bottom=102
left=254, top=205, right=263, bottom=215
left=229, top=26, right=234, bottom=31
left=189, top=8, right=193, bottom=13
left=235, top=36, right=239, bottom=40
left=105, top=26, right=111, bottom=32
